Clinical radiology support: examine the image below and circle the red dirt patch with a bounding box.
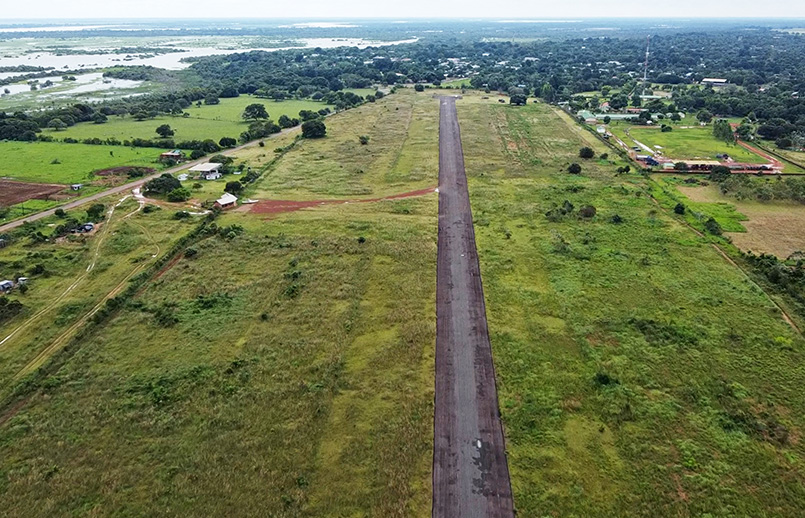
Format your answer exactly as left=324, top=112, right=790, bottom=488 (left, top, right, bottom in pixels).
left=0, top=180, right=65, bottom=206
left=249, top=186, right=437, bottom=215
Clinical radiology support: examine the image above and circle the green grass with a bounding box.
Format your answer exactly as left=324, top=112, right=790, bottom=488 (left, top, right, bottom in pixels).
left=458, top=95, right=805, bottom=516
left=0, top=91, right=436, bottom=517
left=42, top=96, right=337, bottom=143
left=0, top=141, right=167, bottom=184
left=248, top=89, right=438, bottom=198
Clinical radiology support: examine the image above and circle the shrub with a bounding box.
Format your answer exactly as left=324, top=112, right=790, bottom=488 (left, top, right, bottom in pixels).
left=579, top=205, right=597, bottom=218
left=674, top=203, right=686, bottom=215
left=705, top=217, right=722, bottom=235
left=359, top=135, right=370, bottom=145
left=54, top=208, right=66, bottom=218
left=301, top=120, right=326, bottom=139
left=414, top=84, right=425, bottom=92
left=167, top=187, right=191, bottom=202
left=579, top=147, right=595, bottom=159
left=568, top=163, right=582, bottom=174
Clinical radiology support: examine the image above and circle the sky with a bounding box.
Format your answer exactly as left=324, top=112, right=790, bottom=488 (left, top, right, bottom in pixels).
left=2, top=0, right=805, bottom=20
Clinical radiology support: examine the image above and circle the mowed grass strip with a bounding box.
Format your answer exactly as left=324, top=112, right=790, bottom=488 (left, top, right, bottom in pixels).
left=0, top=141, right=166, bottom=184
left=458, top=96, right=805, bottom=517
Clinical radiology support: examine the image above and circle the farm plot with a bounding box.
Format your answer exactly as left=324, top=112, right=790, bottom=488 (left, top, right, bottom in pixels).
left=0, top=180, right=65, bottom=206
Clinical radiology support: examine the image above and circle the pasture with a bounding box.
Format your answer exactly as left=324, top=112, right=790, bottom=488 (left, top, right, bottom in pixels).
left=0, top=89, right=437, bottom=517
left=458, top=95, right=805, bottom=517
left=0, top=141, right=166, bottom=184
left=41, top=93, right=371, bottom=143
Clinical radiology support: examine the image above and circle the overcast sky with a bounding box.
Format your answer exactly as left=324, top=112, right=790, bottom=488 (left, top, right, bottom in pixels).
left=3, top=0, right=805, bottom=21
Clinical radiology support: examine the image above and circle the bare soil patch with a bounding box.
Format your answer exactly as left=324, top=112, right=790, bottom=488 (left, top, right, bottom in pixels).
left=0, top=180, right=65, bottom=206
left=678, top=184, right=805, bottom=259
left=249, top=187, right=436, bottom=215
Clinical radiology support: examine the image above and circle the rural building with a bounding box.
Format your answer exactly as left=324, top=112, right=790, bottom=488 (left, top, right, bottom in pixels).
left=702, top=78, right=728, bottom=86
left=190, top=162, right=223, bottom=180
left=70, top=184, right=82, bottom=191
left=160, top=150, right=185, bottom=162
left=214, top=193, right=238, bottom=210
left=577, top=110, right=597, bottom=123
left=0, top=280, right=13, bottom=293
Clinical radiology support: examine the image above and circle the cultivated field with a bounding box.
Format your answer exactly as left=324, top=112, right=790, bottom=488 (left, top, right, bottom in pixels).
left=458, top=95, right=805, bottom=516
left=0, top=180, right=65, bottom=206
left=0, top=141, right=166, bottom=184
left=0, top=89, right=437, bottom=517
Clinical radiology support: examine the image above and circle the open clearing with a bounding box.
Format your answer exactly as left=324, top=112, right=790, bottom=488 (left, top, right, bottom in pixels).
left=677, top=183, right=805, bottom=258
left=458, top=93, right=805, bottom=516
left=40, top=94, right=368, bottom=143
left=0, top=89, right=437, bottom=517
left=0, top=180, right=65, bottom=206
left=0, top=141, right=167, bottom=184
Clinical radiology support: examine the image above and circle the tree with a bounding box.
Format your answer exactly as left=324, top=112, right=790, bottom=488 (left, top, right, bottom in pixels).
left=167, top=187, right=191, bottom=202
left=86, top=203, right=106, bottom=221
left=92, top=113, right=108, bottom=124
left=145, top=173, right=181, bottom=194
left=674, top=203, right=686, bottom=215
left=156, top=124, right=174, bottom=138
left=414, top=84, right=425, bottom=92
left=670, top=112, right=682, bottom=122
left=204, top=93, right=220, bottom=105
left=242, top=103, right=268, bottom=121
left=674, top=162, right=688, bottom=171
left=278, top=115, right=297, bottom=128
left=630, top=92, right=642, bottom=107
left=696, top=109, right=713, bottom=124
left=609, top=94, right=628, bottom=111
left=704, top=217, right=722, bottom=235
left=224, top=181, right=243, bottom=194
left=568, top=163, right=582, bottom=174
left=510, top=94, right=527, bottom=106
left=55, top=208, right=67, bottom=218
left=539, top=83, right=555, bottom=103
left=709, top=165, right=731, bottom=182
left=712, top=119, right=735, bottom=144
left=579, top=147, right=595, bottom=159
left=301, top=120, right=326, bottom=139
left=359, top=135, right=370, bottom=145
left=603, top=116, right=612, bottom=124
left=776, top=137, right=793, bottom=149
left=219, top=137, right=237, bottom=148
left=48, top=118, right=66, bottom=131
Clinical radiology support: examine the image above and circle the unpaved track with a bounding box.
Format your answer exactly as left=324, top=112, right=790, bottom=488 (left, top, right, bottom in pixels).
left=433, top=96, right=514, bottom=518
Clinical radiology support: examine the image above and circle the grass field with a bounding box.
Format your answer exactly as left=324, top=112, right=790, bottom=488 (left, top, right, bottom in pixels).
left=676, top=181, right=805, bottom=259
left=458, top=95, right=805, bottom=516
left=41, top=93, right=371, bottom=144
left=246, top=89, right=439, bottom=198
left=0, top=141, right=166, bottom=184
left=608, top=122, right=767, bottom=163
left=0, top=90, right=437, bottom=517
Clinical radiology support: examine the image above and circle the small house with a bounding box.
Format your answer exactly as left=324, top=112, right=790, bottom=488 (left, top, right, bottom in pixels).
left=160, top=150, right=185, bottom=162
left=70, top=184, right=82, bottom=191
left=190, top=162, right=223, bottom=180
left=0, top=280, right=13, bottom=293
left=214, top=193, right=238, bottom=210
left=701, top=78, right=728, bottom=86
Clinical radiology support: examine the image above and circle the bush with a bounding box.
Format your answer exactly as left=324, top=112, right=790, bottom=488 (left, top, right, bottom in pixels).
left=704, top=217, right=722, bottom=235
left=674, top=203, right=686, bottom=215
left=173, top=211, right=191, bottom=220
left=167, top=187, right=191, bottom=202
left=190, top=149, right=206, bottom=160
left=54, top=208, right=66, bottom=218
left=184, top=247, right=198, bottom=258
left=568, top=163, right=582, bottom=174
left=359, top=135, right=370, bottom=145
left=579, top=147, right=595, bottom=159
left=301, top=120, right=326, bottom=139
left=414, top=84, right=425, bottom=92
left=579, top=205, right=597, bottom=218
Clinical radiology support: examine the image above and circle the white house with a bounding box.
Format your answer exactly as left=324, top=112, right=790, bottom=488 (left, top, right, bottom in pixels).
left=190, top=162, right=223, bottom=180
left=214, top=193, right=238, bottom=210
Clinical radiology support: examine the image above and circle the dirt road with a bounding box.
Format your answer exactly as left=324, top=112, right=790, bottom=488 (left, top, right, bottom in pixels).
left=0, top=126, right=301, bottom=234
left=433, top=96, right=514, bottom=518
